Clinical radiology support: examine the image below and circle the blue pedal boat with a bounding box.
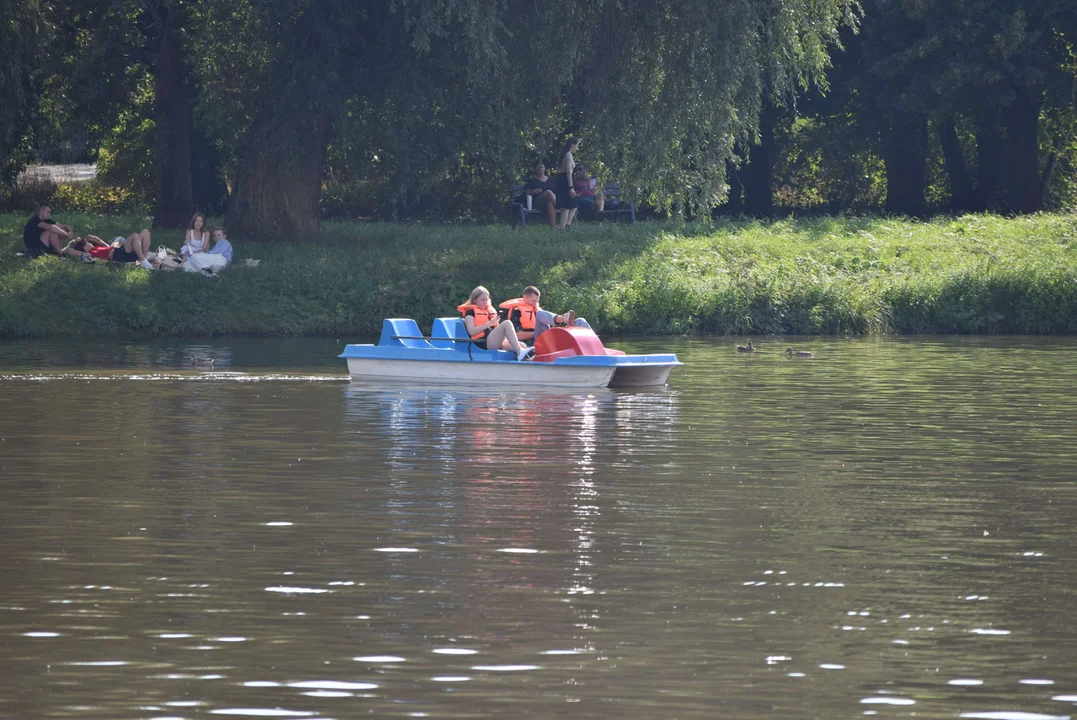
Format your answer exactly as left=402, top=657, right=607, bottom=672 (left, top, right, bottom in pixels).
left=339, top=318, right=682, bottom=388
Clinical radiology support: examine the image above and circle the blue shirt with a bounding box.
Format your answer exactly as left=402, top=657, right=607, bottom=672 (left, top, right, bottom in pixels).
left=208, top=238, right=233, bottom=264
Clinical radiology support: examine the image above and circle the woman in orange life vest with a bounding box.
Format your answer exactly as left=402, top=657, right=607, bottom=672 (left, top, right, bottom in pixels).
left=459, top=286, right=536, bottom=361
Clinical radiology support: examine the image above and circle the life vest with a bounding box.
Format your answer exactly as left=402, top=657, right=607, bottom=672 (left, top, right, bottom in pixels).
left=499, top=298, right=537, bottom=331
left=457, top=303, right=498, bottom=340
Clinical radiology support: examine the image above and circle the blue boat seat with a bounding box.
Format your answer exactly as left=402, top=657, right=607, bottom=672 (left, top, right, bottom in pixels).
left=378, top=319, right=434, bottom=349
left=430, top=317, right=470, bottom=350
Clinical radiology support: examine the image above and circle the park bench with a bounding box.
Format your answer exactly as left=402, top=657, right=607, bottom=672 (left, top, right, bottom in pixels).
left=600, top=182, right=637, bottom=223
left=510, top=180, right=637, bottom=227
left=510, top=182, right=550, bottom=228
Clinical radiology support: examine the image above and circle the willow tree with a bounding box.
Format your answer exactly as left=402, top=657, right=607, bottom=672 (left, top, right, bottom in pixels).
left=195, top=0, right=855, bottom=240
left=0, top=0, right=48, bottom=188
left=568, top=0, right=858, bottom=215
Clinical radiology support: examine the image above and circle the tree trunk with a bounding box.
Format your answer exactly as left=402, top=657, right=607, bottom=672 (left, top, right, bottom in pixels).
left=1003, top=86, right=1043, bottom=214
left=884, top=114, right=928, bottom=217
left=228, top=114, right=329, bottom=242
left=973, top=119, right=1003, bottom=212
left=724, top=160, right=744, bottom=215
left=151, top=3, right=193, bottom=229
left=936, top=116, right=974, bottom=212
left=1040, top=151, right=1058, bottom=206
left=742, top=103, right=775, bottom=217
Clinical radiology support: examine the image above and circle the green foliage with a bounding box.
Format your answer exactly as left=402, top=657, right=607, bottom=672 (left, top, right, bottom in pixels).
left=0, top=0, right=49, bottom=187
left=94, top=75, right=155, bottom=208
left=188, top=0, right=856, bottom=235
left=50, top=183, right=146, bottom=214
left=3, top=213, right=1077, bottom=339
left=774, top=116, right=887, bottom=211
left=2, top=174, right=145, bottom=215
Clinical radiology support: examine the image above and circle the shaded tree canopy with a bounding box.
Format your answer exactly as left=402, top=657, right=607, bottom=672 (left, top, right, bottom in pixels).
left=0, top=0, right=48, bottom=186
left=189, top=0, right=857, bottom=239
left=805, top=0, right=1077, bottom=215
left=9, top=0, right=1077, bottom=231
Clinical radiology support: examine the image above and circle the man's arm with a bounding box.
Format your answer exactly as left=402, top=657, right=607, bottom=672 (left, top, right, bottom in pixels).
left=38, top=221, right=72, bottom=239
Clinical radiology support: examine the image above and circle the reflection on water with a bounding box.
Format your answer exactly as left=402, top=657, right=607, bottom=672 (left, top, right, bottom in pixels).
left=2, top=336, right=1077, bottom=719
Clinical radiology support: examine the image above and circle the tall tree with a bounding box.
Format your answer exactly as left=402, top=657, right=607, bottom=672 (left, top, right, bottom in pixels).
left=150, top=2, right=194, bottom=227
left=195, top=0, right=856, bottom=240
left=44, top=0, right=195, bottom=226
left=0, top=0, right=48, bottom=188
left=856, top=0, right=1077, bottom=214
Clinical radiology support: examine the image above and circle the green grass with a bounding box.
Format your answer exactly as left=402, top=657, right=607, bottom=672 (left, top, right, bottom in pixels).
left=3, top=212, right=1077, bottom=338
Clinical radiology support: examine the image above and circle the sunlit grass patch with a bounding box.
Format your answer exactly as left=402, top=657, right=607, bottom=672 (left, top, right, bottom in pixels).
left=2, top=212, right=1076, bottom=338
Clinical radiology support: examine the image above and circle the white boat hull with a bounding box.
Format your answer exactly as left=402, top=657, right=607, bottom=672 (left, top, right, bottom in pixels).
left=609, top=363, right=678, bottom=387
left=347, top=357, right=616, bottom=388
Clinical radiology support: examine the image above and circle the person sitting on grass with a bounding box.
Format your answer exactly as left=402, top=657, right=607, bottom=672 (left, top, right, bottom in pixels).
left=459, top=286, right=535, bottom=361
left=64, top=230, right=154, bottom=269
left=23, top=202, right=73, bottom=258
left=182, top=226, right=233, bottom=274
left=180, top=213, right=210, bottom=260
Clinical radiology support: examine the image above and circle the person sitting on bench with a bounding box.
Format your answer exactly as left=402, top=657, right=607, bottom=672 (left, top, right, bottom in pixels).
left=515, top=162, right=557, bottom=228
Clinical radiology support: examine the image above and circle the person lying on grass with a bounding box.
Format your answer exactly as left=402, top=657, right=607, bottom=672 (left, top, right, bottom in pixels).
left=64, top=230, right=154, bottom=269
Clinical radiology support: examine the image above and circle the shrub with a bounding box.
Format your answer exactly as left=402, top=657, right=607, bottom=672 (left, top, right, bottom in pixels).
left=50, top=182, right=146, bottom=215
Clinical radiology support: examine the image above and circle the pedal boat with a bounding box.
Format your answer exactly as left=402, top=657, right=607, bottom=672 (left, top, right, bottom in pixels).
left=339, top=318, right=682, bottom=388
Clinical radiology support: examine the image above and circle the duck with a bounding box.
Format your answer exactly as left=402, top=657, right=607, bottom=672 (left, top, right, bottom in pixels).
left=785, top=348, right=814, bottom=358
left=192, top=356, right=215, bottom=368
left=736, top=340, right=756, bottom=353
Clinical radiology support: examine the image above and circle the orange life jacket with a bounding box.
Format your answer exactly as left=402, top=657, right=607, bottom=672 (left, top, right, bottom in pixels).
left=457, top=303, right=498, bottom=340
left=499, top=298, right=537, bottom=331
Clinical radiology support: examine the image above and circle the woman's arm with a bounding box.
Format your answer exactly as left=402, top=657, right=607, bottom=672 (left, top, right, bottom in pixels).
left=463, top=315, right=480, bottom=336
left=463, top=313, right=496, bottom=336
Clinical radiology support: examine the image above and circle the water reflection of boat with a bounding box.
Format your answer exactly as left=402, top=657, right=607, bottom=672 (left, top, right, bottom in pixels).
left=339, top=385, right=680, bottom=645
left=339, top=319, right=682, bottom=388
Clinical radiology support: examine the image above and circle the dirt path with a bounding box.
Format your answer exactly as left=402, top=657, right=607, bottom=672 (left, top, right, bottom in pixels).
left=19, top=164, right=98, bottom=183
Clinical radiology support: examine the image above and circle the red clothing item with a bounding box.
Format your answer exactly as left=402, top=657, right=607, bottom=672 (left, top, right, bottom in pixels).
left=88, top=245, right=113, bottom=260
left=573, top=178, right=596, bottom=198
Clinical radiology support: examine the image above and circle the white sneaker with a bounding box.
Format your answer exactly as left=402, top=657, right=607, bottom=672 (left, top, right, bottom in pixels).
left=140, top=259, right=153, bottom=270
left=517, top=346, right=536, bottom=361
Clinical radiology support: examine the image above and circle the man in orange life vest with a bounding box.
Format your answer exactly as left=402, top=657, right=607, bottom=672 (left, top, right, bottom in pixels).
left=501, top=286, right=591, bottom=345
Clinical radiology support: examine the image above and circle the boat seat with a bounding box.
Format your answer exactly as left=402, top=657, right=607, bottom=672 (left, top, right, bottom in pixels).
left=431, top=317, right=471, bottom=350
left=378, top=318, right=434, bottom=349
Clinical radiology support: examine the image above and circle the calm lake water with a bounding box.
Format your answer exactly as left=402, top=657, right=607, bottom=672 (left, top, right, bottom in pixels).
left=2, top=336, right=1077, bottom=720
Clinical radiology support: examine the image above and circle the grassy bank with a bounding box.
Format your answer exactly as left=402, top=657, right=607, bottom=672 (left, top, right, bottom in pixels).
left=2, top=212, right=1077, bottom=338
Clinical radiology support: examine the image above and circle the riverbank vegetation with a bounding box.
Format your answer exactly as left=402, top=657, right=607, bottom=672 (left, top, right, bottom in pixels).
left=3, top=213, right=1076, bottom=339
